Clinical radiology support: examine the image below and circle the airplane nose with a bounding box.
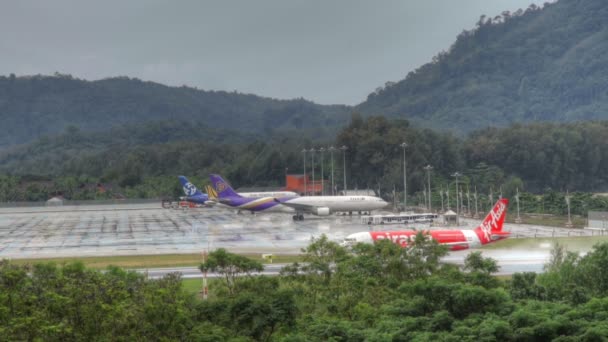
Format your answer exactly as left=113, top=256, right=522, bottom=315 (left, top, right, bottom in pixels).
left=381, top=200, right=389, bottom=208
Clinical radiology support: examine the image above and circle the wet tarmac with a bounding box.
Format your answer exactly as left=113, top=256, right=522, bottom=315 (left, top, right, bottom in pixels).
left=0, top=203, right=601, bottom=259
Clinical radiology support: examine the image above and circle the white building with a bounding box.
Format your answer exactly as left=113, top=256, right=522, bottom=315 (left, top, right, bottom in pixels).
left=46, top=196, right=64, bottom=206
left=588, top=211, right=608, bottom=229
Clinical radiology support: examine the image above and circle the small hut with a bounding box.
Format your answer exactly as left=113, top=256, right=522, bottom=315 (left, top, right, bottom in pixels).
left=46, top=196, right=64, bottom=207
left=443, top=210, right=458, bottom=225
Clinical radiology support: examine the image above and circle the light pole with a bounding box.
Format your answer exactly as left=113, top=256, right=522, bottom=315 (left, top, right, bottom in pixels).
left=310, top=148, right=316, bottom=196
left=319, top=147, right=325, bottom=195
left=400, top=142, right=408, bottom=209
left=340, top=145, right=347, bottom=194
left=466, top=187, right=470, bottom=216
left=515, top=187, right=522, bottom=223
left=424, top=164, right=433, bottom=211
left=474, top=186, right=479, bottom=218
left=301, top=148, right=307, bottom=195
left=459, top=190, right=464, bottom=217
left=329, top=146, right=335, bottom=195
left=452, top=172, right=461, bottom=224
left=565, top=190, right=573, bottom=228
left=423, top=185, right=427, bottom=208
left=393, top=184, right=397, bottom=211
left=440, top=185, right=444, bottom=212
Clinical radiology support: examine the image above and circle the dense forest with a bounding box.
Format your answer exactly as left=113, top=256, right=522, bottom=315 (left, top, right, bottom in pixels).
left=2, top=116, right=608, bottom=215
left=4, top=236, right=608, bottom=340
left=359, top=0, right=608, bottom=133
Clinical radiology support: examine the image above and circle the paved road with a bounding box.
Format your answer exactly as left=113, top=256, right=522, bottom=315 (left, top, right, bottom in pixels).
left=138, top=264, right=289, bottom=279
left=137, top=250, right=549, bottom=279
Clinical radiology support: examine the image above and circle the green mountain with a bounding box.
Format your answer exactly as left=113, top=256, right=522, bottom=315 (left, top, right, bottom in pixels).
left=358, top=0, right=608, bottom=133
left=0, top=74, right=350, bottom=146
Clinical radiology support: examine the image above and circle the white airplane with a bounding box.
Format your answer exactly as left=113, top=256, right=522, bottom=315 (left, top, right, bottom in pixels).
left=276, top=195, right=389, bottom=221
left=210, top=174, right=388, bottom=220
left=239, top=191, right=299, bottom=198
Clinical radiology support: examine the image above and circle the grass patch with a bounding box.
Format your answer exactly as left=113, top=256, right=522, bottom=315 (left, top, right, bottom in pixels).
left=482, top=235, right=608, bottom=251
left=505, top=213, right=586, bottom=228
left=182, top=278, right=227, bottom=298
left=182, top=278, right=203, bottom=295
left=8, top=253, right=303, bottom=270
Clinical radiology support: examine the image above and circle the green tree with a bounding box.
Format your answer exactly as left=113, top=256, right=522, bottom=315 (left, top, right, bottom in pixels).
left=463, top=251, right=500, bottom=288
left=200, top=248, right=264, bottom=295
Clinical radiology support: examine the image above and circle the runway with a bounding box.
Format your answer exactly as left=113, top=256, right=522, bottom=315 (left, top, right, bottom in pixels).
left=0, top=202, right=601, bottom=274
left=137, top=252, right=547, bottom=280
left=139, top=264, right=288, bottom=279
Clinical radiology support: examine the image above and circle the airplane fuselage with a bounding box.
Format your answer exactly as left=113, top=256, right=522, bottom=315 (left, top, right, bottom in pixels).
left=342, top=199, right=510, bottom=251
left=219, top=196, right=296, bottom=213
left=281, top=195, right=388, bottom=213
left=239, top=191, right=298, bottom=198
left=343, top=229, right=505, bottom=251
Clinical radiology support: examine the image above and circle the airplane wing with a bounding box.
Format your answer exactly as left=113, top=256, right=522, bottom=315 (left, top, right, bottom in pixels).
left=440, top=241, right=471, bottom=247
left=490, top=232, right=510, bottom=240
left=273, top=199, right=316, bottom=212
left=438, top=233, right=509, bottom=247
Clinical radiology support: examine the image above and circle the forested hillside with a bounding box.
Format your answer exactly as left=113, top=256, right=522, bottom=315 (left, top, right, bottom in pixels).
left=0, top=74, right=350, bottom=146
left=359, top=0, right=608, bottom=132
left=4, top=116, right=608, bottom=209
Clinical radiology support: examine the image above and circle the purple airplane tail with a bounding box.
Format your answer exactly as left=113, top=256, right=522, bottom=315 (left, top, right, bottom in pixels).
left=209, top=174, right=242, bottom=198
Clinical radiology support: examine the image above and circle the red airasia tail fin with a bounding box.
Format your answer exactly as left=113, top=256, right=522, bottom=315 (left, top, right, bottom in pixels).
left=474, top=198, right=509, bottom=245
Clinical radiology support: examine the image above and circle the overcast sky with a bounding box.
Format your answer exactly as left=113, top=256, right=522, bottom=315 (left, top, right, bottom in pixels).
left=0, top=0, right=544, bottom=105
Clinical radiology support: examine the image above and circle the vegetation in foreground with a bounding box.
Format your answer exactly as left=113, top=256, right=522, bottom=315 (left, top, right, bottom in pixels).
left=3, top=235, right=608, bottom=340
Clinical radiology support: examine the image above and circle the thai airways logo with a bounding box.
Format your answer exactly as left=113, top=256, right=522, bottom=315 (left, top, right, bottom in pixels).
left=183, top=182, right=197, bottom=196
left=216, top=182, right=227, bottom=192
left=479, top=201, right=506, bottom=241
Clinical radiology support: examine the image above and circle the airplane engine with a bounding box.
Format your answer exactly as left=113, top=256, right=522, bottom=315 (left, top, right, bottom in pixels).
left=313, top=207, right=331, bottom=216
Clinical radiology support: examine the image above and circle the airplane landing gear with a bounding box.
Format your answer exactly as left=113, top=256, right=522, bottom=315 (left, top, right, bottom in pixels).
left=292, top=214, right=305, bottom=221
